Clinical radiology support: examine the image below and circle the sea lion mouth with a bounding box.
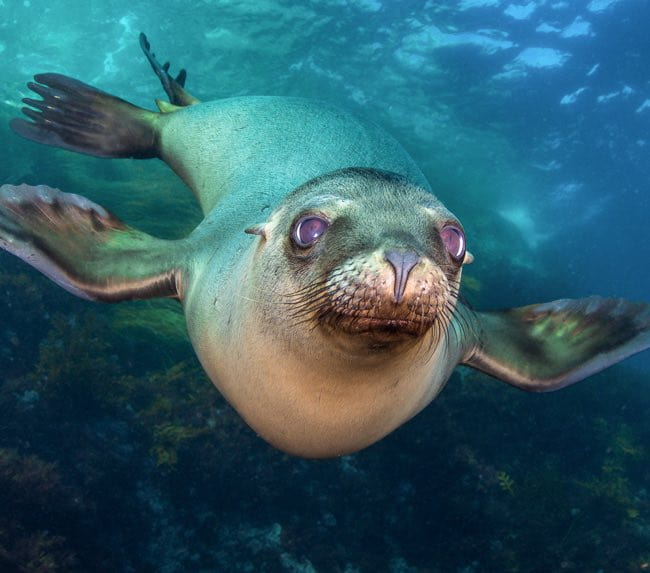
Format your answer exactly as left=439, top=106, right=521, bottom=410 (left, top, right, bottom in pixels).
left=319, top=311, right=435, bottom=339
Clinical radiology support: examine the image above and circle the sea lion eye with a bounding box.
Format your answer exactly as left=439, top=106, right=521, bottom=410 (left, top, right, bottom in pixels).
left=440, top=224, right=466, bottom=262
left=292, top=215, right=330, bottom=248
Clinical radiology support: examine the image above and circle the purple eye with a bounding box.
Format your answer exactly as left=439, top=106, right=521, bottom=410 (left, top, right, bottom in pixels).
left=440, top=224, right=466, bottom=262
left=292, top=215, right=330, bottom=248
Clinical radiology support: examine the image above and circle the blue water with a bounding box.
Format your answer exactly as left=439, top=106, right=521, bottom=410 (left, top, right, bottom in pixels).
left=0, top=1, right=649, bottom=571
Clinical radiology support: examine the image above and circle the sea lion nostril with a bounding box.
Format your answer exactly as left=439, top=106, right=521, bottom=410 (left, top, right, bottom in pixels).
left=384, top=250, right=421, bottom=303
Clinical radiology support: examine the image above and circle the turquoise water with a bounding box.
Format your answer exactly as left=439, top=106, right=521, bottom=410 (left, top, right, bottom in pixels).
left=0, top=1, right=649, bottom=571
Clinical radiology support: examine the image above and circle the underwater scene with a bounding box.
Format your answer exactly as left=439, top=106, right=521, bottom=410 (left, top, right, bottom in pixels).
left=1, top=0, right=649, bottom=571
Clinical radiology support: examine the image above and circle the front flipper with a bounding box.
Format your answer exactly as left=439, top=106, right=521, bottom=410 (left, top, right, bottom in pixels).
left=0, top=184, right=185, bottom=302
left=11, top=73, right=159, bottom=159
left=464, top=297, right=650, bottom=391
left=139, top=32, right=200, bottom=109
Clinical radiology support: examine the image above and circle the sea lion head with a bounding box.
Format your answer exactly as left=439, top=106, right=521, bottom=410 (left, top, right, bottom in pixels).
left=247, top=168, right=472, bottom=355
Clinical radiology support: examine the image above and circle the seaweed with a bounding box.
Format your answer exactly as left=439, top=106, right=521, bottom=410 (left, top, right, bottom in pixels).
left=0, top=449, right=79, bottom=572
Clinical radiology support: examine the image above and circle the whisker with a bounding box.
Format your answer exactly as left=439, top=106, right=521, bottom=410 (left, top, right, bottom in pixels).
left=258, top=258, right=474, bottom=354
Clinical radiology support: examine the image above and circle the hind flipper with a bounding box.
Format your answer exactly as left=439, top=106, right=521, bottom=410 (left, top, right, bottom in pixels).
left=11, top=73, right=160, bottom=159
left=139, top=32, right=200, bottom=108
left=464, top=297, right=650, bottom=391
left=0, top=184, right=187, bottom=302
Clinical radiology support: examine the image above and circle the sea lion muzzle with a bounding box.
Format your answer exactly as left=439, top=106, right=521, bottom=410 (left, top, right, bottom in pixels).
left=312, top=249, right=453, bottom=341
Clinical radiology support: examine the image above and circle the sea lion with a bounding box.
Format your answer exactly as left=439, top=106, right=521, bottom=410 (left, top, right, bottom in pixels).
left=2, top=34, right=649, bottom=458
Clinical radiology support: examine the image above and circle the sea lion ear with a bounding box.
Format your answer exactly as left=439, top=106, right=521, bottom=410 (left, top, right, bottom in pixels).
left=244, top=223, right=267, bottom=239
left=463, top=251, right=474, bottom=265
left=463, top=296, right=650, bottom=391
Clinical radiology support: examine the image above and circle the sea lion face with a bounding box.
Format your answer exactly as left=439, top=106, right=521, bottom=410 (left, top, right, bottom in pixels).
left=251, top=168, right=470, bottom=353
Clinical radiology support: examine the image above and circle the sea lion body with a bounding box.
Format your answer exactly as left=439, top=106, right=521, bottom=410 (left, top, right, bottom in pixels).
left=158, top=96, right=430, bottom=213
left=3, top=35, right=650, bottom=458
left=157, top=100, right=452, bottom=455
left=158, top=99, right=458, bottom=456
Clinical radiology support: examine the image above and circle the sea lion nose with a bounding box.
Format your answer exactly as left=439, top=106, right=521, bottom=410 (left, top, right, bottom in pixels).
left=384, top=250, right=421, bottom=304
